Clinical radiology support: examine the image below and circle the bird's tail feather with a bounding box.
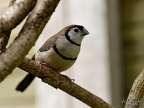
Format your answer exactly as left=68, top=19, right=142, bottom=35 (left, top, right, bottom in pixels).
left=16, top=74, right=35, bottom=92
left=16, top=55, right=35, bottom=92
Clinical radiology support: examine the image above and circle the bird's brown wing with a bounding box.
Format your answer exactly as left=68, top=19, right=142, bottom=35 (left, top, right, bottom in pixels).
left=39, top=34, right=59, bottom=52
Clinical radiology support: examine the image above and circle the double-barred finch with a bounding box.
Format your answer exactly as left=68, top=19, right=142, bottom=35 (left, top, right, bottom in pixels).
left=16, top=25, right=89, bottom=92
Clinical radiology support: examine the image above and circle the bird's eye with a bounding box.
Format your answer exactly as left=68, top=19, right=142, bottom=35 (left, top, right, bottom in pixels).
left=74, top=29, right=79, bottom=32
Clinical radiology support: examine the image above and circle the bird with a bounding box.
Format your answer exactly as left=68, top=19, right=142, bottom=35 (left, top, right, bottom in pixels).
left=16, top=24, right=89, bottom=92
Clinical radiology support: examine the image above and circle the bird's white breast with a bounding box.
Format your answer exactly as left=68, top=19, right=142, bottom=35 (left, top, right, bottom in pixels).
left=35, top=42, right=80, bottom=72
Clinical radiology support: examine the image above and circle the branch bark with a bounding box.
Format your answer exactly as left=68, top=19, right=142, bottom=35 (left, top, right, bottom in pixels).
left=9, top=0, right=16, bottom=7
left=125, top=69, right=144, bottom=108
left=0, top=0, right=36, bottom=52
left=19, top=57, right=114, bottom=108
left=0, top=0, right=60, bottom=82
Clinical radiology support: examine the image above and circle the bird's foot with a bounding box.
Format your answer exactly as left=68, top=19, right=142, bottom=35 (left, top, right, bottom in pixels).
left=37, top=61, right=46, bottom=72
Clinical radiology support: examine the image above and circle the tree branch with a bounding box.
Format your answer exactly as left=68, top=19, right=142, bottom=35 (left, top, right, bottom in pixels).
left=125, top=69, right=144, bottom=108
left=0, top=31, right=11, bottom=52
left=0, top=0, right=37, bottom=52
left=9, top=0, right=16, bottom=7
left=19, top=57, right=114, bottom=108
left=0, top=0, right=60, bottom=82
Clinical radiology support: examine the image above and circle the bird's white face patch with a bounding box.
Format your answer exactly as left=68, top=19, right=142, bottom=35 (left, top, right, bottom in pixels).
left=67, top=26, right=89, bottom=44
left=68, top=27, right=85, bottom=44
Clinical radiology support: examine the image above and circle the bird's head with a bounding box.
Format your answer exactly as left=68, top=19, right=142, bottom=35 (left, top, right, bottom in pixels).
left=65, top=25, right=89, bottom=45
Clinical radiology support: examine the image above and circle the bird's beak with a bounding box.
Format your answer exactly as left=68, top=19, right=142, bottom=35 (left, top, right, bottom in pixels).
left=82, top=27, right=89, bottom=36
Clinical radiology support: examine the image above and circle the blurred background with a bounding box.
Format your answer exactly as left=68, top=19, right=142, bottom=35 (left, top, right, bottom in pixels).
left=0, top=0, right=144, bottom=108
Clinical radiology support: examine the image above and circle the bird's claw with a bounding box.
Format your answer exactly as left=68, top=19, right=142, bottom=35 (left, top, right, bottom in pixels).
left=37, top=61, right=46, bottom=72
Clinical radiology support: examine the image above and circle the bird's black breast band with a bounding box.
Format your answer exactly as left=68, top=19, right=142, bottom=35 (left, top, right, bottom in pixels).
left=53, top=44, right=77, bottom=60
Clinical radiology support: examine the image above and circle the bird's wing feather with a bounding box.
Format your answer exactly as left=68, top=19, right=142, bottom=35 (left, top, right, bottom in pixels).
left=39, top=34, right=59, bottom=52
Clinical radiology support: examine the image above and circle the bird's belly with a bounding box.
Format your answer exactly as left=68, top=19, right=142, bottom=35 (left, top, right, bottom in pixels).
left=35, top=48, right=76, bottom=72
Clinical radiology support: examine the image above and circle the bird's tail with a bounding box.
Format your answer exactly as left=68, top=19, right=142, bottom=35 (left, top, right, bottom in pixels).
left=16, top=55, right=35, bottom=92
left=16, top=74, right=35, bottom=92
